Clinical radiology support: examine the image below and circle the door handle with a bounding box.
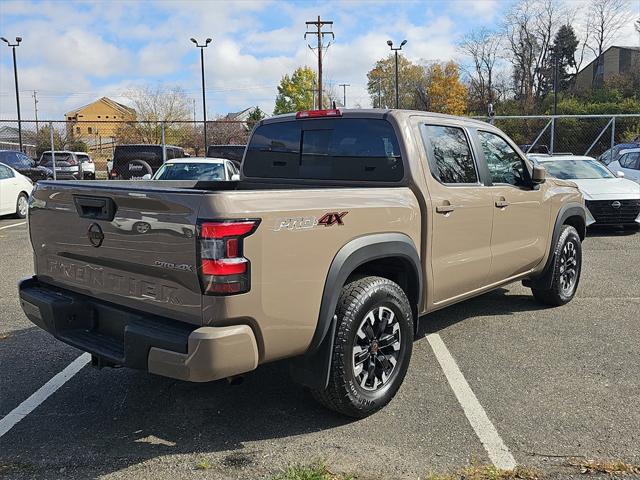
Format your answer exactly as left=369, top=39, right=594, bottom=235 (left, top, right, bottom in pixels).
left=495, top=199, right=509, bottom=208
left=436, top=204, right=456, bottom=214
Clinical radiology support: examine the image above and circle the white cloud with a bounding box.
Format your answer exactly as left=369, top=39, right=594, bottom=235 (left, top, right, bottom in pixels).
left=3, top=0, right=638, bottom=120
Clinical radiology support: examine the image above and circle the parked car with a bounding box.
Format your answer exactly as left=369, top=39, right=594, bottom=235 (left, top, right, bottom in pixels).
left=530, top=154, right=640, bottom=228
left=110, top=144, right=186, bottom=180
left=19, top=109, right=588, bottom=417
left=75, top=152, right=96, bottom=179
left=0, top=162, right=33, bottom=218
left=206, top=144, right=246, bottom=165
left=146, top=157, right=240, bottom=181
left=607, top=148, right=640, bottom=184
left=39, top=151, right=84, bottom=180
left=0, top=150, right=53, bottom=182
left=597, top=142, right=640, bottom=165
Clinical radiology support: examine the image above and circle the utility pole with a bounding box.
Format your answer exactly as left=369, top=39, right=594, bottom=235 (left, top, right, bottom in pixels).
left=339, top=83, right=349, bottom=108
left=305, top=16, right=334, bottom=110
left=33, top=91, right=39, bottom=132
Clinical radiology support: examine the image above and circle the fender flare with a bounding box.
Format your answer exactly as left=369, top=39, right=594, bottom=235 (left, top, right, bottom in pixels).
left=525, top=201, right=586, bottom=289
left=289, top=233, right=422, bottom=390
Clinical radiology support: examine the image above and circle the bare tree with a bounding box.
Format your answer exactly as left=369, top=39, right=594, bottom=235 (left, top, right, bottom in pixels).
left=458, top=28, right=502, bottom=112
left=503, top=0, right=566, bottom=110
left=504, top=0, right=539, bottom=109
left=585, top=0, right=629, bottom=72
left=207, top=119, right=249, bottom=146
left=116, top=85, right=191, bottom=144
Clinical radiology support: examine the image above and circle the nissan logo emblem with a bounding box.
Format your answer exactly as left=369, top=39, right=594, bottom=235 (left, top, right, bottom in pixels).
left=611, top=201, right=622, bottom=209
left=87, top=223, right=104, bottom=247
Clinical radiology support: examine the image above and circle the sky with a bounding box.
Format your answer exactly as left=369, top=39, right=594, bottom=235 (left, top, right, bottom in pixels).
left=0, top=0, right=639, bottom=121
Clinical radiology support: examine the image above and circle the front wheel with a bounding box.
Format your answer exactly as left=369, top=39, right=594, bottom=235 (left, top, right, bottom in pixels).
left=311, top=276, right=414, bottom=418
left=531, top=225, right=582, bottom=306
left=15, top=193, right=29, bottom=219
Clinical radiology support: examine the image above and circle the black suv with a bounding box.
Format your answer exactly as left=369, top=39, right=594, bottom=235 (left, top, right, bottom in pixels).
left=206, top=144, right=246, bottom=165
left=111, top=144, right=186, bottom=179
left=0, top=150, right=52, bottom=181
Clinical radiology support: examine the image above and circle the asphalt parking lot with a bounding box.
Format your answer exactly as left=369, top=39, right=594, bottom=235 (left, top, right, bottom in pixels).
left=0, top=216, right=638, bottom=479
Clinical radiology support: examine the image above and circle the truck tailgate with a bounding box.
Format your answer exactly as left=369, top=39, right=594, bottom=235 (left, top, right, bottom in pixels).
left=28, top=181, right=204, bottom=325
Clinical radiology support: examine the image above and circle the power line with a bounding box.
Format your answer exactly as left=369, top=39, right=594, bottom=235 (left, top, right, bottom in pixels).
left=305, top=15, right=334, bottom=110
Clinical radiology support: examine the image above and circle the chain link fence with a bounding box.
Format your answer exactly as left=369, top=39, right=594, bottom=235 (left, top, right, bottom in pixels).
left=1, top=115, right=638, bottom=179
left=473, top=114, right=640, bottom=161
left=0, top=119, right=250, bottom=179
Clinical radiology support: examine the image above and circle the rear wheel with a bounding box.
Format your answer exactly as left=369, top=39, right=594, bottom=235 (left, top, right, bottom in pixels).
left=311, top=276, right=414, bottom=418
left=15, top=193, right=28, bottom=219
left=531, top=225, right=582, bottom=306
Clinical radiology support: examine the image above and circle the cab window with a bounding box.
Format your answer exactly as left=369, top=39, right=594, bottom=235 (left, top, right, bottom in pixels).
left=421, top=125, right=478, bottom=184
left=478, top=131, right=529, bottom=187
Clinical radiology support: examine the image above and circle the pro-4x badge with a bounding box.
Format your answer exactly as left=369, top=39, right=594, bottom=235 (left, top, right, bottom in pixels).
left=272, top=211, right=349, bottom=231
left=318, top=212, right=348, bottom=227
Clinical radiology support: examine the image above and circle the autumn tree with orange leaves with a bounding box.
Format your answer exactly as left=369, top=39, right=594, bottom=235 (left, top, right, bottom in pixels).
left=425, top=61, right=468, bottom=115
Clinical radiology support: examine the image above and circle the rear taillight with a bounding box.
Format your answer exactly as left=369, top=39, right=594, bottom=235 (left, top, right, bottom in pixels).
left=198, top=219, right=260, bottom=295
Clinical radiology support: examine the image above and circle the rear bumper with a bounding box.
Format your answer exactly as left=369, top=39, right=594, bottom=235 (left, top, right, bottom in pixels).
left=18, top=277, right=258, bottom=382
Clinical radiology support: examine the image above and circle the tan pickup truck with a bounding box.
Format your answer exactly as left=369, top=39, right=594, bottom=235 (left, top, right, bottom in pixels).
left=19, top=109, right=586, bottom=417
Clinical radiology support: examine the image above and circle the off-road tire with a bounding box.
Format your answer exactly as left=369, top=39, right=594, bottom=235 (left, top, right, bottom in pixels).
left=311, top=276, right=414, bottom=418
left=531, top=225, right=582, bottom=306
left=15, top=192, right=29, bottom=219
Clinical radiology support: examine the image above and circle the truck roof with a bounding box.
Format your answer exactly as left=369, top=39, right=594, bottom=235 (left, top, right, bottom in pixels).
left=263, top=108, right=491, bottom=129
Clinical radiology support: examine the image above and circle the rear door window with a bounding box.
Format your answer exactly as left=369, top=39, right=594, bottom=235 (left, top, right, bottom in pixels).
left=420, top=125, right=478, bottom=184
left=620, top=152, right=640, bottom=170
left=244, top=118, right=403, bottom=181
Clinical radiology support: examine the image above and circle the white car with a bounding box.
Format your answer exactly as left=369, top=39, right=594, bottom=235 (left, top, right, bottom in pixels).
left=529, top=154, right=640, bottom=228
left=0, top=162, right=34, bottom=218
left=146, top=157, right=240, bottom=181
left=75, top=152, right=96, bottom=179
left=607, top=148, right=640, bottom=184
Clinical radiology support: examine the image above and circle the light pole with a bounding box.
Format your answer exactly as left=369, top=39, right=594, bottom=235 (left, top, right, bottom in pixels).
left=2, top=37, right=23, bottom=152
left=191, top=37, right=211, bottom=152
left=387, top=39, right=407, bottom=109
left=339, top=83, right=350, bottom=108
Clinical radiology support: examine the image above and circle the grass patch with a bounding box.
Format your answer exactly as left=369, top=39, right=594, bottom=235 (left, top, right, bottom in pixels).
left=569, top=459, right=640, bottom=476
left=426, top=464, right=543, bottom=480
left=271, top=462, right=354, bottom=480
left=194, top=459, right=212, bottom=470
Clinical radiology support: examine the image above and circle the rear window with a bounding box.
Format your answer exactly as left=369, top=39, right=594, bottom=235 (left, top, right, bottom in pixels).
left=243, top=118, right=404, bottom=182
left=40, top=153, right=72, bottom=165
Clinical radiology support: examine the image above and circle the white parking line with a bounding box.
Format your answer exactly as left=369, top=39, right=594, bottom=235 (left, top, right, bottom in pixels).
left=0, top=353, right=90, bottom=438
left=427, top=333, right=517, bottom=471
left=0, top=221, right=26, bottom=230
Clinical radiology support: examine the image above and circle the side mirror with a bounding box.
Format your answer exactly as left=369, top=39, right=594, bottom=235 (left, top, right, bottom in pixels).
left=141, top=174, right=151, bottom=180
left=616, top=171, right=625, bottom=178
left=231, top=174, right=240, bottom=181
left=532, top=164, right=546, bottom=184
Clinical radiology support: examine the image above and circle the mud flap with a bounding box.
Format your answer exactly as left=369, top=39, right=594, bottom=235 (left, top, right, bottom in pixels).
left=289, top=315, right=337, bottom=390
